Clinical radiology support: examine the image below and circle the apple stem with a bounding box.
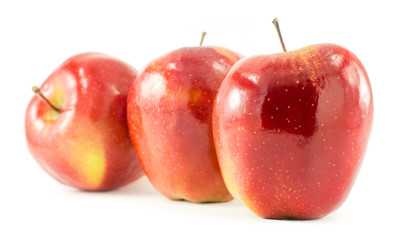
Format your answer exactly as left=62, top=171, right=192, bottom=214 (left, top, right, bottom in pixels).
left=199, top=32, right=207, bottom=46
left=32, top=85, right=61, bottom=113
left=272, top=18, right=287, bottom=52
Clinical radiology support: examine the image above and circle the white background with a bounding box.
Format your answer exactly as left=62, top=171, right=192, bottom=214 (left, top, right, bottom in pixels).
left=1, top=0, right=399, bottom=239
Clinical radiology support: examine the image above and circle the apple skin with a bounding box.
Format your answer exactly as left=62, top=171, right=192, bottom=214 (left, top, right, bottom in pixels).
left=213, top=44, right=373, bottom=219
left=25, top=53, right=143, bottom=191
left=127, top=47, right=242, bottom=202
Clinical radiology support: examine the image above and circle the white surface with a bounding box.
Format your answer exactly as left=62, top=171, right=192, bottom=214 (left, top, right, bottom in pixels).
left=1, top=0, right=399, bottom=239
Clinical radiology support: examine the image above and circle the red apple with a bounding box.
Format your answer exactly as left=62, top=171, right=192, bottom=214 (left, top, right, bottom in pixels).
left=213, top=21, right=373, bottom=219
left=127, top=37, right=242, bottom=202
left=25, top=53, right=143, bottom=191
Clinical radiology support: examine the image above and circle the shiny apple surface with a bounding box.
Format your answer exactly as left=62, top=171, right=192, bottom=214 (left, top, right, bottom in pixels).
left=128, top=47, right=241, bottom=202
left=26, top=53, right=143, bottom=190
left=213, top=44, right=373, bottom=218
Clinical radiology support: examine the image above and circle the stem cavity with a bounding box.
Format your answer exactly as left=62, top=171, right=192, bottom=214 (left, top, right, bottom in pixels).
left=32, top=85, right=61, bottom=113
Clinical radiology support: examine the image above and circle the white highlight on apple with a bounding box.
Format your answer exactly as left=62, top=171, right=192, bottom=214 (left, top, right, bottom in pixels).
left=141, top=73, right=167, bottom=102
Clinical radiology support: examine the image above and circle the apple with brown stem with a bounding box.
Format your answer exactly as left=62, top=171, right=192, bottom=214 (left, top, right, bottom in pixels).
left=127, top=33, right=242, bottom=202
left=25, top=53, right=143, bottom=191
left=213, top=19, right=373, bottom=219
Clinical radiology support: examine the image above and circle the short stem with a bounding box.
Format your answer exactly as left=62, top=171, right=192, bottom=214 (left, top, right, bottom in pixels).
left=199, top=32, right=207, bottom=46
left=272, top=18, right=287, bottom=52
left=32, top=85, right=61, bottom=113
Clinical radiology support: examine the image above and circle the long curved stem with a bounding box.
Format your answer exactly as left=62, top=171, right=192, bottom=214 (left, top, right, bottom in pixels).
left=32, top=85, right=61, bottom=113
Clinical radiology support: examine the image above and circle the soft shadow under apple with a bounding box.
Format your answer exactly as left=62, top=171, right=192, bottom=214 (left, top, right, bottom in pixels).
left=112, top=176, right=159, bottom=196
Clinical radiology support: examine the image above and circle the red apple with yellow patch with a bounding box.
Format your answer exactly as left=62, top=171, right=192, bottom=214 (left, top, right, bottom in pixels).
left=127, top=33, right=242, bottom=202
left=25, top=53, right=143, bottom=191
left=213, top=19, right=373, bottom=218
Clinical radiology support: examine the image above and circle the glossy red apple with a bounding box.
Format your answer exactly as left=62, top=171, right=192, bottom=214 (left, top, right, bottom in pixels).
left=25, top=53, right=143, bottom=191
left=127, top=35, right=242, bottom=202
left=213, top=20, right=373, bottom=219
